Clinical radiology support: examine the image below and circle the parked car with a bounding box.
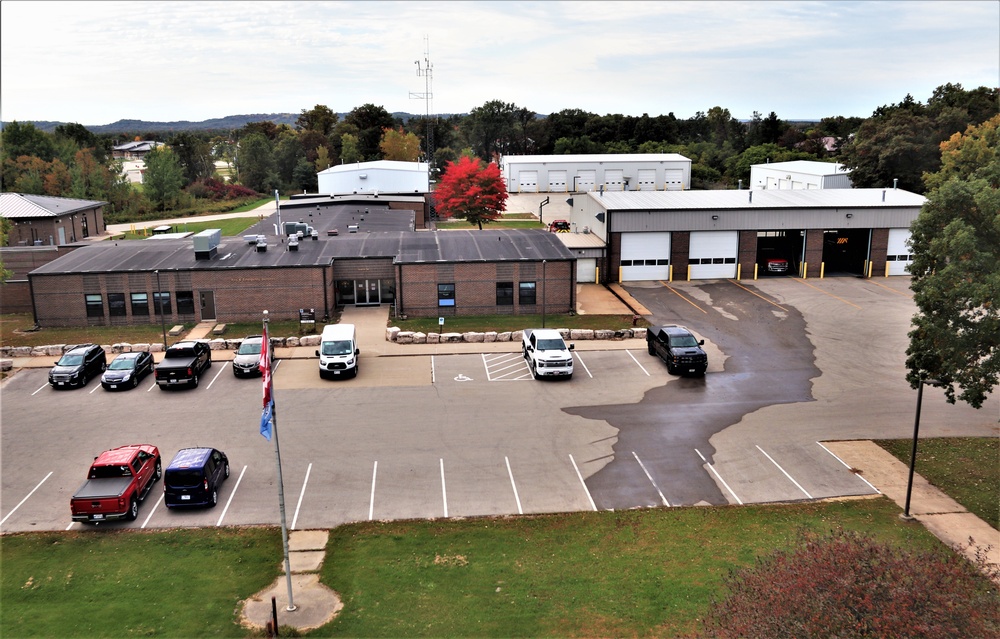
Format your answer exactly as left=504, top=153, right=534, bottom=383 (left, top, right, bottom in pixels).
left=101, top=351, right=154, bottom=390
left=154, top=341, right=212, bottom=389
left=647, top=325, right=708, bottom=376
left=764, top=257, right=790, bottom=274
left=232, top=335, right=272, bottom=377
left=70, top=444, right=161, bottom=523
left=163, top=447, right=230, bottom=508
left=49, top=344, right=107, bottom=389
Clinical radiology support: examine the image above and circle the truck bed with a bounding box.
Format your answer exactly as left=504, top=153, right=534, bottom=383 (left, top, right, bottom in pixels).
left=73, top=477, right=131, bottom=500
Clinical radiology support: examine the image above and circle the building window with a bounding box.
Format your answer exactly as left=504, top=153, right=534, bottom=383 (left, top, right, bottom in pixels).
left=438, top=283, right=455, bottom=307
left=85, top=294, right=103, bottom=318
left=153, top=291, right=172, bottom=315
left=108, top=293, right=126, bottom=317
left=496, top=282, right=513, bottom=306
left=519, top=282, right=536, bottom=305
left=130, top=292, right=149, bottom=316
left=176, top=291, right=195, bottom=315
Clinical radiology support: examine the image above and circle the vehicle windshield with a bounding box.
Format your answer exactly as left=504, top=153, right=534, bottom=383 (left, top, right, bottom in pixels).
left=321, top=340, right=353, bottom=356
left=237, top=341, right=262, bottom=355
left=673, top=335, right=700, bottom=348
left=108, top=358, right=136, bottom=370
left=57, top=354, right=84, bottom=366
left=536, top=339, right=565, bottom=351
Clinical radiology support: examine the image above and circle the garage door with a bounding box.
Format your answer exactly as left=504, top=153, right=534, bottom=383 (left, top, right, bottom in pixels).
left=886, top=228, right=913, bottom=276
left=517, top=171, right=538, bottom=193
left=620, top=232, right=670, bottom=281
left=576, top=258, right=597, bottom=283
left=605, top=169, right=624, bottom=191
left=637, top=169, right=656, bottom=191
left=576, top=170, right=596, bottom=191
left=547, top=170, right=567, bottom=192
left=689, top=231, right=738, bottom=279
left=664, top=169, right=684, bottom=191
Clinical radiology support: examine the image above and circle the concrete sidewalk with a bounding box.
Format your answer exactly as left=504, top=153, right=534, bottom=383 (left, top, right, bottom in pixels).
left=825, top=440, right=999, bottom=582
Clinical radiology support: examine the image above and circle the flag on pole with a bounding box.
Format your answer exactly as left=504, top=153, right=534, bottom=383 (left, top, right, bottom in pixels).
left=260, top=320, right=274, bottom=441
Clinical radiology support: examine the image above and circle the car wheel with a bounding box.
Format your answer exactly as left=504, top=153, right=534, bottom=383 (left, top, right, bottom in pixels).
left=532, top=363, right=539, bottom=379
left=666, top=361, right=676, bottom=375
left=131, top=376, right=139, bottom=388
left=154, top=460, right=162, bottom=482
left=647, top=343, right=655, bottom=355
left=224, top=463, right=230, bottom=479
left=191, top=374, right=199, bottom=388
left=210, top=490, right=218, bottom=508
left=126, top=497, right=138, bottom=521
left=79, top=373, right=88, bottom=387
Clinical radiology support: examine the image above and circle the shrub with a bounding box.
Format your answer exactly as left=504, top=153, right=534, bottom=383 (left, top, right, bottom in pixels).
left=702, top=529, right=1000, bottom=639
left=185, top=178, right=259, bottom=201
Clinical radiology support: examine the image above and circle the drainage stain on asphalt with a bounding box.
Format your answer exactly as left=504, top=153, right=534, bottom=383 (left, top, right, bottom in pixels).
left=564, top=282, right=821, bottom=508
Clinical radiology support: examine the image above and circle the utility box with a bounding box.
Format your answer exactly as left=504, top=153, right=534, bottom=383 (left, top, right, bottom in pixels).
left=193, top=229, right=221, bottom=260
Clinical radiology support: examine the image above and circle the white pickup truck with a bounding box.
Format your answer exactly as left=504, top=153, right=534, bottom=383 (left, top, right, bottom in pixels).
left=521, top=328, right=575, bottom=379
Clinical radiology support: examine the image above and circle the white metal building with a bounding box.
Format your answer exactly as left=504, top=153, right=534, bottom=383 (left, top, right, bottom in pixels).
left=567, top=188, right=925, bottom=281
left=502, top=154, right=691, bottom=194
left=749, top=160, right=852, bottom=190
left=317, top=160, right=429, bottom=195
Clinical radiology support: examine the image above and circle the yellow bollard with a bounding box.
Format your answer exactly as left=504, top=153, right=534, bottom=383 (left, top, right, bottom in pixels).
left=736, top=263, right=742, bottom=280
left=754, top=263, right=759, bottom=280
left=668, top=264, right=673, bottom=282
left=820, top=262, right=825, bottom=278
left=687, top=264, right=692, bottom=281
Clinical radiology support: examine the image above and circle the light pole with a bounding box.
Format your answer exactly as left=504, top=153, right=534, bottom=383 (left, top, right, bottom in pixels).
left=155, top=270, right=168, bottom=350
left=900, top=377, right=943, bottom=521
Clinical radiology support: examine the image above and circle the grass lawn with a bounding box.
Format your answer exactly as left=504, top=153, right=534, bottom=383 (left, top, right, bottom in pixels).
left=116, top=216, right=263, bottom=240
left=392, top=313, right=648, bottom=333
left=875, top=436, right=999, bottom=529
left=0, top=499, right=958, bottom=638
left=0, top=314, right=182, bottom=349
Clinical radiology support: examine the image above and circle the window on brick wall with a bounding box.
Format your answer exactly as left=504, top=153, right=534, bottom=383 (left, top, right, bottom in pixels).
left=496, top=282, right=514, bottom=305
left=131, top=292, right=149, bottom=316
left=438, top=283, right=455, bottom=307
left=176, top=291, right=195, bottom=315
left=85, top=294, right=103, bottom=318
left=108, top=293, right=126, bottom=317
left=153, top=291, right=171, bottom=315
left=519, top=282, right=536, bottom=305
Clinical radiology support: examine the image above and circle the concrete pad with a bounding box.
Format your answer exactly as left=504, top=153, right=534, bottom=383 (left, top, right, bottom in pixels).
left=290, top=529, right=329, bottom=551
left=918, top=512, right=1000, bottom=575
left=286, top=550, right=326, bottom=573
left=240, top=573, right=342, bottom=632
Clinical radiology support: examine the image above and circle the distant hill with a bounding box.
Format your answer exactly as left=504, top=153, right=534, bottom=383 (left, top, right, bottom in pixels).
left=3, top=112, right=459, bottom=135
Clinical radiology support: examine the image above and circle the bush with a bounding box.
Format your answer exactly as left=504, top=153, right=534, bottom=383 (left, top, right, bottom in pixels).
left=185, top=177, right=259, bottom=201
left=702, top=529, right=1000, bottom=639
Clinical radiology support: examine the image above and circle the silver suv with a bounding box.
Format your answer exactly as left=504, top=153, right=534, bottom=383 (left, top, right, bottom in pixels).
left=232, top=335, right=272, bottom=377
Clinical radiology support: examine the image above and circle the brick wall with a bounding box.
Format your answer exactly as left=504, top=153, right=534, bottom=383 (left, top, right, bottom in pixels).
left=1, top=246, right=85, bottom=315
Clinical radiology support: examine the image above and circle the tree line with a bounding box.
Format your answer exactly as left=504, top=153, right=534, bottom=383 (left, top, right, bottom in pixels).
left=1, top=83, right=995, bottom=224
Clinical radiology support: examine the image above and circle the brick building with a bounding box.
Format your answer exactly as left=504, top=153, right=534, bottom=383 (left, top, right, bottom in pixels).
left=1, top=193, right=107, bottom=247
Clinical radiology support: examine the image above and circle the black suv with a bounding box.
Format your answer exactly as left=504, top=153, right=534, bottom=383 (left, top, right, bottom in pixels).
left=49, top=344, right=107, bottom=388
left=646, top=325, right=708, bottom=376
left=163, top=447, right=230, bottom=508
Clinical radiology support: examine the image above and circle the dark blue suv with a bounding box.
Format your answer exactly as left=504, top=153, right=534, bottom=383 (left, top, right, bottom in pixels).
left=163, top=448, right=230, bottom=508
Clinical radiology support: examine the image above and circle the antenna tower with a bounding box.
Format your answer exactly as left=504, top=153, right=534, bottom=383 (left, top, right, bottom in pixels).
left=410, top=35, right=435, bottom=168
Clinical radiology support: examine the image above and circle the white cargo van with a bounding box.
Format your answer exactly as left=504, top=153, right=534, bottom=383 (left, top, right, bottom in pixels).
left=316, top=324, right=359, bottom=379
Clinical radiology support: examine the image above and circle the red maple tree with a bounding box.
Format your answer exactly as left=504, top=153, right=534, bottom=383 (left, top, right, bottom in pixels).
left=432, top=156, right=507, bottom=229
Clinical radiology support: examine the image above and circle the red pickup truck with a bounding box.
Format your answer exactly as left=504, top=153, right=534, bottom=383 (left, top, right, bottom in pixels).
left=70, top=445, right=161, bottom=523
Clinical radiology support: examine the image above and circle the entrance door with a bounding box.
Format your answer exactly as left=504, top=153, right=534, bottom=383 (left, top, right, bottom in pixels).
left=200, top=291, right=216, bottom=320
left=355, top=280, right=380, bottom=306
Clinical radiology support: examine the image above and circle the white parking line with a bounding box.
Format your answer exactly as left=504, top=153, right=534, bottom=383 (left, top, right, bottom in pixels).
left=89, top=381, right=102, bottom=394
left=695, top=448, right=743, bottom=505
left=755, top=445, right=812, bottom=499
left=206, top=363, right=227, bottom=389
left=291, top=462, right=312, bottom=530
left=568, top=454, right=597, bottom=511
left=141, top=493, right=164, bottom=528
left=369, top=461, right=378, bottom=520
left=631, top=452, right=670, bottom=506
left=626, top=350, right=651, bottom=376
left=440, top=458, right=448, bottom=518
left=147, top=379, right=157, bottom=392
left=505, top=456, right=523, bottom=514
left=816, top=442, right=880, bottom=494
left=32, top=383, right=48, bottom=396
left=217, top=465, right=247, bottom=526
left=431, top=357, right=436, bottom=384
left=482, top=353, right=531, bottom=381
left=1, top=471, right=53, bottom=527
left=573, top=353, right=594, bottom=378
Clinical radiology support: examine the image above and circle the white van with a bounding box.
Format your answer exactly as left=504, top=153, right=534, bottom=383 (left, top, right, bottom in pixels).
left=316, top=324, right=359, bottom=379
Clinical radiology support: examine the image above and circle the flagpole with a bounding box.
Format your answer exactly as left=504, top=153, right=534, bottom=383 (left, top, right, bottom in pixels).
left=264, top=310, right=296, bottom=612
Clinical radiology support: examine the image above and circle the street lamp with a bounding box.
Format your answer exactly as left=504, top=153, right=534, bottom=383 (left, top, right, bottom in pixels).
left=900, top=377, right=943, bottom=521
left=155, top=270, right=168, bottom=350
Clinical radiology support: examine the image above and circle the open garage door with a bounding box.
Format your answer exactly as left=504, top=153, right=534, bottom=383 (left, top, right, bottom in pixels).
left=621, top=232, right=670, bottom=281
left=886, top=228, right=913, bottom=276
left=576, top=258, right=597, bottom=283
left=822, top=229, right=870, bottom=275
left=689, top=231, right=738, bottom=279
left=517, top=171, right=537, bottom=193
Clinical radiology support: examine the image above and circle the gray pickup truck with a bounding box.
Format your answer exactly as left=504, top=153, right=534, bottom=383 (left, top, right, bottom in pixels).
left=153, top=341, right=212, bottom=389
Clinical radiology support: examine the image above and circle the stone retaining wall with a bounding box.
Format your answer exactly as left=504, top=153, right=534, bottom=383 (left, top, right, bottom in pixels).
left=385, top=327, right=647, bottom=344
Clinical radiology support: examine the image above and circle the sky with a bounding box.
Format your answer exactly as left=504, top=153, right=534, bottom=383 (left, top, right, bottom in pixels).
left=1, top=1, right=997, bottom=126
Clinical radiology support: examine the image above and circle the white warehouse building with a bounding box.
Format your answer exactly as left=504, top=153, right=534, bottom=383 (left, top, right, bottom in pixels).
left=502, top=153, right=691, bottom=193
left=317, top=160, right=429, bottom=195
left=749, top=160, right=852, bottom=190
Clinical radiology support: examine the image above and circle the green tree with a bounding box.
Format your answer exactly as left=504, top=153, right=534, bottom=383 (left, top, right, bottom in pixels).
left=235, top=133, right=276, bottom=193
left=379, top=127, right=421, bottom=161
left=142, top=147, right=186, bottom=211
left=432, top=156, right=507, bottom=229
left=168, top=132, right=214, bottom=184
left=344, top=104, right=396, bottom=161
left=293, top=158, right=318, bottom=192
left=465, top=99, right=525, bottom=161
left=274, top=132, right=305, bottom=187
left=296, top=104, right=339, bottom=137
left=906, top=115, right=1000, bottom=408
left=725, top=143, right=818, bottom=186
left=340, top=133, right=362, bottom=165
left=0, top=121, right=55, bottom=164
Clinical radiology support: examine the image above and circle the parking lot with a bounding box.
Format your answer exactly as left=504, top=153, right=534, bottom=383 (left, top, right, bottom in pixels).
left=2, top=277, right=995, bottom=534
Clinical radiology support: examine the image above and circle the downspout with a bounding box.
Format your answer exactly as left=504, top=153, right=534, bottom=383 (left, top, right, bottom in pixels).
left=28, top=274, right=39, bottom=327
left=322, top=260, right=330, bottom=321
left=396, top=261, right=403, bottom=317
